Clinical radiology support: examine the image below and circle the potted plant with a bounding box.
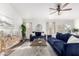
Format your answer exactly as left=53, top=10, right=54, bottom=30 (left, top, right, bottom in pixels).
left=21, top=23, right=26, bottom=40
left=72, top=28, right=79, bottom=32
left=72, top=28, right=79, bottom=35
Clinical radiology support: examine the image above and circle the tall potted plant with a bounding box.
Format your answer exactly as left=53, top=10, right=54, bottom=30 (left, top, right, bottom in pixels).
left=72, top=28, right=79, bottom=34
left=21, top=23, right=26, bottom=40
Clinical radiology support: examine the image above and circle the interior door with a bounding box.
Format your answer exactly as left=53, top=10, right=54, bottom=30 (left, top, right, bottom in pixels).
left=26, top=22, right=32, bottom=39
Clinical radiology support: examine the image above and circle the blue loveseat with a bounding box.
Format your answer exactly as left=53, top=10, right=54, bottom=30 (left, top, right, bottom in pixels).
left=47, top=32, right=79, bottom=56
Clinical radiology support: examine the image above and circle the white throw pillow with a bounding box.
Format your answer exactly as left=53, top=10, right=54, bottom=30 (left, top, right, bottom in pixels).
left=32, top=33, right=35, bottom=36
left=52, top=34, right=56, bottom=38
left=41, top=33, right=44, bottom=36
left=67, top=36, right=79, bottom=43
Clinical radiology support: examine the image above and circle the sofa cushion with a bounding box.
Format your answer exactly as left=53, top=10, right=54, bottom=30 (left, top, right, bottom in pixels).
left=53, top=39, right=65, bottom=55
left=35, top=32, right=41, bottom=36
left=56, top=32, right=71, bottom=42
left=47, top=35, right=52, bottom=39
left=47, top=37, right=65, bottom=55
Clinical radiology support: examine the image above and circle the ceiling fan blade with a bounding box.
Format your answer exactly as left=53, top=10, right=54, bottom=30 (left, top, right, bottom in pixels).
left=49, top=8, right=56, bottom=10
left=62, top=3, right=69, bottom=8
left=62, top=8, right=72, bottom=11
left=50, top=11, right=57, bottom=15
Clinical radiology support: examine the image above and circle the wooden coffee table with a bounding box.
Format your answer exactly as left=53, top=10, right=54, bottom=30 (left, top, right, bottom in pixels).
left=30, top=39, right=47, bottom=46
left=30, top=38, right=47, bottom=56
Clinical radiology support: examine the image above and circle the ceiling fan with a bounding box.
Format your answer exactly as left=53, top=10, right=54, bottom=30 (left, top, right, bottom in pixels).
left=49, top=3, right=72, bottom=15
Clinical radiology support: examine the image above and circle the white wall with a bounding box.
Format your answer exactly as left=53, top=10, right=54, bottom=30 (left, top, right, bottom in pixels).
left=74, top=19, right=79, bottom=29
left=11, top=3, right=78, bottom=34
left=24, top=18, right=47, bottom=34
left=0, top=3, right=22, bottom=34
left=0, top=3, right=22, bottom=26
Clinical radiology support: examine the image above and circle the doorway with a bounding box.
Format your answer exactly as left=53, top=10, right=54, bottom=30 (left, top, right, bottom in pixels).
left=26, top=22, right=32, bottom=39
left=46, top=22, right=56, bottom=35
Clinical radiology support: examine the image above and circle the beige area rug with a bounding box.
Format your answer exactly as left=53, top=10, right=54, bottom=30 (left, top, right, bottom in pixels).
left=8, top=42, right=57, bottom=56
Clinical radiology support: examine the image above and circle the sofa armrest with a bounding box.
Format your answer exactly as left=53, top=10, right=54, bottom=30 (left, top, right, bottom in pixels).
left=64, top=43, right=79, bottom=56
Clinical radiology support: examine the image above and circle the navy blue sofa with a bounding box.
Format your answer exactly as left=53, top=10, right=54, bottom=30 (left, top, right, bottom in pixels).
left=30, top=32, right=46, bottom=41
left=47, top=32, right=79, bottom=56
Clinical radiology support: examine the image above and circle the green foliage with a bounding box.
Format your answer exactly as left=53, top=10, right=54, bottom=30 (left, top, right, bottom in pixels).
left=21, top=24, right=26, bottom=37
left=72, top=28, right=79, bottom=32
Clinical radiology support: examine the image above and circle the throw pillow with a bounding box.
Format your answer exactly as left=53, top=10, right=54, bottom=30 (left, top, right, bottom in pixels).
left=67, top=35, right=79, bottom=43
left=56, top=32, right=71, bottom=42
left=32, top=33, right=35, bottom=36
left=35, top=32, right=41, bottom=36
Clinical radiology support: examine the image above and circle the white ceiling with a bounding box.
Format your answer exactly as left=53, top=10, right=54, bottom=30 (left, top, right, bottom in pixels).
left=11, top=3, right=79, bottom=20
